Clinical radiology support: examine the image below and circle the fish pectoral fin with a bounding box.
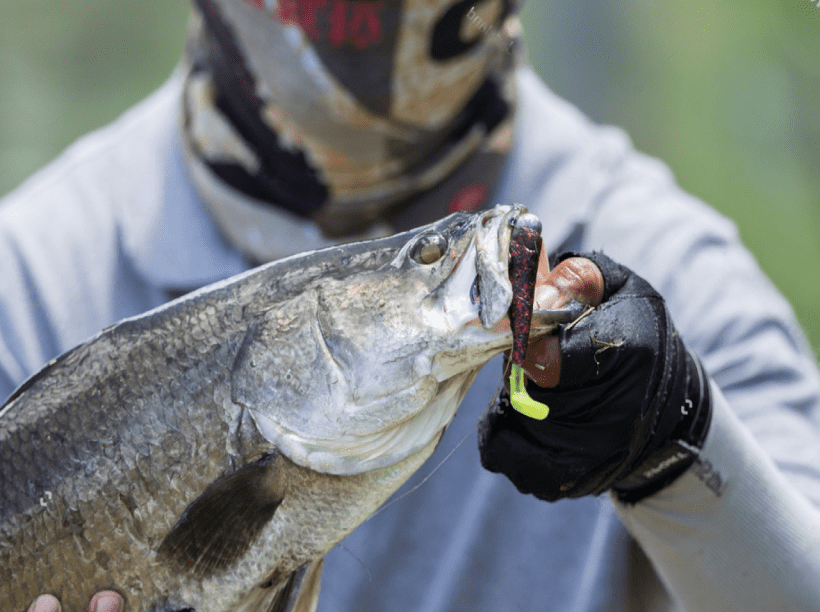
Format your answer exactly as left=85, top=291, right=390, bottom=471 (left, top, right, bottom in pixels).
left=230, top=559, right=324, bottom=612
left=157, top=453, right=286, bottom=578
left=267, top=559, right=324, bottom=612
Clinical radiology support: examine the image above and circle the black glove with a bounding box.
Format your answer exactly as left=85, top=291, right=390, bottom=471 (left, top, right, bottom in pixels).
left=479, top=252, right=712, bottom=504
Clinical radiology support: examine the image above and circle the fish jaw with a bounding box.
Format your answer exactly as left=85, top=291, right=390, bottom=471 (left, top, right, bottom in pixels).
left=245, top=205, right=529, bottom=476
left=419, top=204, right=523, bottom=376
left=249, top=367, right=478, bottom=476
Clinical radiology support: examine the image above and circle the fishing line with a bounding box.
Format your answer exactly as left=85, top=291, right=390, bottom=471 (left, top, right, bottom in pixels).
left=336, top=544, right=374, bottom=583
left=365, top=380, right=504, bottom=522
left=333, top=384, right=504, bottom=581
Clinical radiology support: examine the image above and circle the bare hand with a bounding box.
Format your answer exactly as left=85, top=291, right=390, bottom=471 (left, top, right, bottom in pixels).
left=28, top=591, right=123, bottom=612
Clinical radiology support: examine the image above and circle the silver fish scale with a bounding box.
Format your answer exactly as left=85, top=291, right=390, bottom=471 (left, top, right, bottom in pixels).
left=0, top=292, right=253, bottom=608
left=0, top=205, right=532, bottom=612
left=0, top=246, right=442, bottom=611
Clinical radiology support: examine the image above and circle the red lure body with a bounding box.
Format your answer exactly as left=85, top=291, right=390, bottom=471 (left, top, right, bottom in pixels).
left=508, top=215, right=542, bottom=366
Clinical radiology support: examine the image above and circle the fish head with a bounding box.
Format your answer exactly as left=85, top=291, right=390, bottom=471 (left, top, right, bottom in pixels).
left=242, top=204, right=539, bottom=475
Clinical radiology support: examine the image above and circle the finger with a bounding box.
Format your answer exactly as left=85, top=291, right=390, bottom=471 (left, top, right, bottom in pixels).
left=522, top=335, right=561, bottom=388
left=502, top=336, right=561, bottom=391
left=28, top=595, right=61, bottom=612
left=89, top=591, right=123, bottom=612
left=534, top=241, right=551, bottom=288
left=534, top=256, right=604, bottom=310
left=524, top=257, right=603, bottom=386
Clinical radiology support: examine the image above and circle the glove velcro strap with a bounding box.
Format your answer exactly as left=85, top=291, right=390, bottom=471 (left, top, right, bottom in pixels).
left=613, top=350, right=713, bottom=504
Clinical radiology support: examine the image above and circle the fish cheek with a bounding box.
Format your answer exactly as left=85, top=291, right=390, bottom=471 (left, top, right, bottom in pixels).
left=316, top=306, right=422, bottom=404
left=157, top=453, right=286, bottom=578
left=230, top=299, right=334, bottom=428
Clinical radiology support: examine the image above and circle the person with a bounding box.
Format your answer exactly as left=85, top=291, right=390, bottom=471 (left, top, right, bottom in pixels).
left=5, top=1, right=820, bottom=610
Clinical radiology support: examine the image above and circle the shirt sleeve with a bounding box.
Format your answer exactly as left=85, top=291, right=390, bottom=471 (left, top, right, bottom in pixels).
left=575, top=112, right=820, bottom=610
left=0, top=71, right=247, bottom=406
left=614, top=382, right=820, bottom=611
left=577, top=130, right=820, bottom=502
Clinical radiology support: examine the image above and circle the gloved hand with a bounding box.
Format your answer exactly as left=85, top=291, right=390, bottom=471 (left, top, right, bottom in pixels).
left=479, top=252, right=712, bottom=504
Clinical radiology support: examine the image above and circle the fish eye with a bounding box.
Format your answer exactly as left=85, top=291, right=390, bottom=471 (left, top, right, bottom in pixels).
left=410, top=233, right=448, bottom=265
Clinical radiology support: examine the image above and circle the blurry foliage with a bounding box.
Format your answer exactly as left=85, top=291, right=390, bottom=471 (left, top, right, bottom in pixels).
left=0, top=0, right=817, bottom=351
left=0, top=1, right=191, bottom=195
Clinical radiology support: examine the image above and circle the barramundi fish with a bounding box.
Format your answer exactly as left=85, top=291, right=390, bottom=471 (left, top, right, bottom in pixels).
left=0, top=204, right=567, bottom=612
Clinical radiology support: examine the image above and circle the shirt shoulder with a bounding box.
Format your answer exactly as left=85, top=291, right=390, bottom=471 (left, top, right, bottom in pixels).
left=0, top=70, right=245, bottom=399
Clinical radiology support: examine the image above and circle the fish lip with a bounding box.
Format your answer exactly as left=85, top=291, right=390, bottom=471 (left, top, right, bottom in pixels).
left=417, top=203, right=525, bottom=343
left=474, top=204, right=525, bottom=329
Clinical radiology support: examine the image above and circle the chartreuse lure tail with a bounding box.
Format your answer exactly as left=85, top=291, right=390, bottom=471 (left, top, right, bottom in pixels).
left=509, top=363, right=549, bottom=420
left=507, top=212, right=550, bottom=420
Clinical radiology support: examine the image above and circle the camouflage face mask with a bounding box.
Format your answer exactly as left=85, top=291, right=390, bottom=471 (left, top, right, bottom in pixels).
left=181, top=0, right=524, bottom=262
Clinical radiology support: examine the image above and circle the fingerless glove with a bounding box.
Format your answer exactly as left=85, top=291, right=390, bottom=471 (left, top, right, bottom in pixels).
left=479, top=252, right=712, bottom=503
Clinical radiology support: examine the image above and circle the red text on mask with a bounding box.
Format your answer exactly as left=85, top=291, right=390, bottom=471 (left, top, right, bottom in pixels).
left=242, top=0, right=385, bottom=49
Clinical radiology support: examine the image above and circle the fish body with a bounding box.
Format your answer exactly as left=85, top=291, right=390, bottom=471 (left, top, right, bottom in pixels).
left=0, top=204, right=550, bottom=612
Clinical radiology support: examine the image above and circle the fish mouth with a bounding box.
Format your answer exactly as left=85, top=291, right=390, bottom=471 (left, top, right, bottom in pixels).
left=425, top=204, right=523, bottom=340
left=474, top=206, right=577, bottom=337
left=474, top=205, right=518, bottom=329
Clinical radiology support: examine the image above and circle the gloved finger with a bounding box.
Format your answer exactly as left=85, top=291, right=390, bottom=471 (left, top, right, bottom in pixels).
left=533, top=240, right=552, bottom=290
left=520, top=335, right=561, bottom=388
left=520, top=256, right=604, bottom=385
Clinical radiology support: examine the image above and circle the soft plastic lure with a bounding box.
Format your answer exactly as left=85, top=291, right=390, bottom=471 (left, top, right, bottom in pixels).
left=507, top=213, right=551, bottom=420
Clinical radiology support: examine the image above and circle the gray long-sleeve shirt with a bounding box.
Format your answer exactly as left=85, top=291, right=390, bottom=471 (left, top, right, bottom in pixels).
left=2, top=67, right=820, bottom=611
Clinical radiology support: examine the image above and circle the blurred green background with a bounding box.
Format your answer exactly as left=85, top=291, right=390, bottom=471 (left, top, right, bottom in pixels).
left=0, top=0, right=818, bottom=353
